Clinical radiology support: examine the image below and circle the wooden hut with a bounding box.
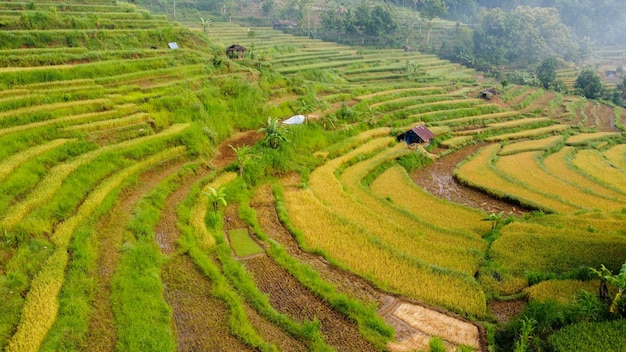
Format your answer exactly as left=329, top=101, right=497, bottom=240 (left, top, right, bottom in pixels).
left=396, top=125, right=435, bottom=146
left=478, top=88, right=498, bottom=99
left=226, top=44, right=247, bottom=59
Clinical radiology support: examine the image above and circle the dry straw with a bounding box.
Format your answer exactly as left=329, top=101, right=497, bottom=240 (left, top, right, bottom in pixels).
left=543, top=147, right=626, bottom=203
left=455, top=143, right=569, bottom=213
left=497, top=151, right=621, bottom=211
left=283, top=187, right=487, bottom=316
left=573, top=149, right=626, bottom=194
left=604, top=144, right=626, bottom=171
left=498, top=135, right=563, bottom=156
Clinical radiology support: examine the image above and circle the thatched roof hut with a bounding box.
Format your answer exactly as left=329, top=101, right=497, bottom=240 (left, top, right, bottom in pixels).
left=226, top=44, right=247, bottom=59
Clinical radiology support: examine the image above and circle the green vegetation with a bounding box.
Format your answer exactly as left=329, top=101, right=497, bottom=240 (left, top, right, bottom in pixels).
left=0, top=1, right=625, bottom=351
left=228, top=229, right=264, bottom=257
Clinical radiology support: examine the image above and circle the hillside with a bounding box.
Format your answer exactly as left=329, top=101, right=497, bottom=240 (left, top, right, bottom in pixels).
left=0, top=1, right=626, bottom=352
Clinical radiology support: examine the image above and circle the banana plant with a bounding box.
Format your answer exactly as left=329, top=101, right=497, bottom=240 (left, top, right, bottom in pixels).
left=203, top=187, right=227, bottom=212
left=590, top=263, right=626, bottom=314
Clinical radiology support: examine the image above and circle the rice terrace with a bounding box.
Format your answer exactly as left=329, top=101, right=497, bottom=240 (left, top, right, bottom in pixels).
left=0, top=0, right=625, bottom=351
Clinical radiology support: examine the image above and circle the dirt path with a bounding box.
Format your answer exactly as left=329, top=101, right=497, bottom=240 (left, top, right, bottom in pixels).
left=411, top=144, right=527, bottom=216
left=250, top=184, right=486, bottom=352
left=86, top=158, right=184, bottom=352
left=211, top=130, right=263, bottom=169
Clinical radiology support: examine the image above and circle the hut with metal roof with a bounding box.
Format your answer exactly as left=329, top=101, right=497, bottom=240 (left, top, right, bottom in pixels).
left=396, top=125, right=435, bottom=146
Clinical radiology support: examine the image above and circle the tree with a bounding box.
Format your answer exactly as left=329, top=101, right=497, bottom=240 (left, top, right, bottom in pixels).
left=229, top=144, right=256, bottom=178
left=472, top=7, right=576, bottom=68
left=536, top=56, right=558, bottom=90
left=247, top=29, right=257, bottom=58
left=257, top=117, right=289, bottom=149
left=420, top=0, right=447, bottom=47
left=203, top=187, right=227, bottom=212
left=575, top=69, right=603, bottom=99
left=262, top=0, right=274, bottom=16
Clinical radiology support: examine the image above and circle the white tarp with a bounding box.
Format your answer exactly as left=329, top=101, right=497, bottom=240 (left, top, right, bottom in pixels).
left=282, top=114, right=306, bottom=125
left=168, top=42, right=179, bottom=49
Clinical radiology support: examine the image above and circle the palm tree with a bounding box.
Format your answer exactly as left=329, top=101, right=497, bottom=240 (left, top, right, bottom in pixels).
left=203, top=187, right=227, bottom=212
left=257, top=117, right=288, bottom=149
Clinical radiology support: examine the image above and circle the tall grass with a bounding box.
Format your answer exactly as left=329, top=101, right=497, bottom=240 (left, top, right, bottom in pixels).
left=0, top=139, right=95, bottom=218
left=0, top=138, right=73, bottom=182
left=39, top=185, right=122, bottom=351
left=5, top=147, right=185, bottom=352
left=0, top=106, right=139, bottom=138
left=0, top=98, right=112, bottom=129
left=0, top=123, right=189, bottom=230
left=492, top=221, right=626, bottom=278
left=548, top=319, right=626, bottom=351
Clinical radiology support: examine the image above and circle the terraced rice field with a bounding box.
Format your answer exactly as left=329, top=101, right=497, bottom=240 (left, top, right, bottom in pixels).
left=1, top=1, right=625, bottom=351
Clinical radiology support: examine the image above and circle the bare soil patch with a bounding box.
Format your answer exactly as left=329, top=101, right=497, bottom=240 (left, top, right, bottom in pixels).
left=584, top=100, right=597, bottom=128
left=595, top=103, right=620, bottom=131
left=411, top=144, right=526, bottom=216
left=488, top=299, right=526, bottom=323
left=154, top=167, right=208, bottom=255
left=87, top=158, right=184, bottom=352
left=211, top=130, right=263, bottom=169
left=243, top=255, right=380, bottom=352
left=225, top=192, right=379, bottom=351
left=243, top=303, right=308, bottom=352
left=525, top=91, right=556, bottom=113
left=162, top=255, right=253, bottom=352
